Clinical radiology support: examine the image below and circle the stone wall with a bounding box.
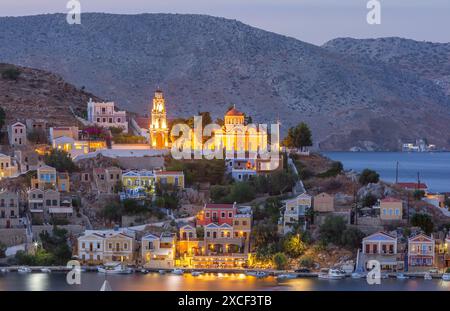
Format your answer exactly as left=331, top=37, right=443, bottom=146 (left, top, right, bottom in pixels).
left=32, top=224, right=85, bottom=240
left=0, top=228, right=27, bottom=246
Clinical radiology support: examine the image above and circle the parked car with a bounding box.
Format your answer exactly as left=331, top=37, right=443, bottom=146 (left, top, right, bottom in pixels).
left=295, top=268, right=311, bottom=273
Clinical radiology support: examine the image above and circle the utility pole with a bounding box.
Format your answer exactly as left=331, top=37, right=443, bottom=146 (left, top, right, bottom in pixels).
left=417, top=171, right=421, bottom=190
left=395, top=161, right=399, bottom=184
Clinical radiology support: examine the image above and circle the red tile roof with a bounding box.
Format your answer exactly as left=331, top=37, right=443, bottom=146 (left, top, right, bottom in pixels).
left=205, top=203, right=235, bottom=209
left=155, top=171, right=183, bottom=175
left=134, top=116, right=150, bottom=129
left=381, top=197, right=403, bottom=203
left=396, top=182, right=428, bottom=190
left=225, top=107, right=244, bottom=117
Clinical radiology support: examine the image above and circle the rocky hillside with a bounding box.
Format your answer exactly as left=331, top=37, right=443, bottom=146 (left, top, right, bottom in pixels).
left=1, top=14, right=450, bottom=150
left=323, top=37, right=450, bottom=96
left=0, top=63, right=101, bottom=126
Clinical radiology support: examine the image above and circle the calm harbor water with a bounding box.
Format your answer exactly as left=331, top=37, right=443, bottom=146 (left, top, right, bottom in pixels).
left=323, top=152, right=450, bottom=193
left=1, top=272, right=450, bottom=291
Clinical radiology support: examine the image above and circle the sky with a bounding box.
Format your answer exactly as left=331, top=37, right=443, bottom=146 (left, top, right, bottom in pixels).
left=1, top=0, right=449, bottom=45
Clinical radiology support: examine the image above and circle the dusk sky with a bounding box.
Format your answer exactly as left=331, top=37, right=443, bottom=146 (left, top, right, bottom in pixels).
left=1, top=0, right=449, bottom=45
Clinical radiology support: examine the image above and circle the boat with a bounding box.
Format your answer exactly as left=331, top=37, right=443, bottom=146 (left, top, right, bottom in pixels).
left=172, top=268, right=184, bottom=275
left=17, top=266, right=32, bottom=273
left=139, top=269, right=149, bottom=274
left=191, top=271, right=203, bottom=276
left=277, top=273, right=297, bottom=280
left=97, top=263, right=133, bottom=274
left=245, top=271, right=268, bottom=278
left=0, top=268, right=8, bottom=273
left=158, top=269, right=166, bottom=274
left=396, top=273, right=409, bottom=280
left=40, top=268, right=52, bottom=273
left=318, top=268, right=346, bottom=280
left=442, top=273, right=450, bottom=281
left=424, top=273, right=432, bottom=280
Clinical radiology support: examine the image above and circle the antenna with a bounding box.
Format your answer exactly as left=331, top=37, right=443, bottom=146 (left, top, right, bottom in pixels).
left=395, top=161, right=399, bottom=184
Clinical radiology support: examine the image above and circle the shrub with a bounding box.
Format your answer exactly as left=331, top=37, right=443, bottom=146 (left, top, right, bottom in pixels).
left=44, top=149, right=78, bottom=173
left=1, top=67, right=21, bottom=80
left=299, top=256, right=315, bottom=268
left=411, top=213, right=434, bottom=234
left=317, top=161, right=343, bottom=178
left=359, top=169, right=380, bottom=185
left=273, top=252, right=288, bottom=270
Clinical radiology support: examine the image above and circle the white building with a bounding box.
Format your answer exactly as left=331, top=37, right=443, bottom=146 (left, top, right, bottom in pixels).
left=0, top=153, right=19, bottom=179
left=78, top=233, right=106, bottom=264
left=141, top=233, right=176, bottom=268
left=279, top=193, right=312, bottom=234
left=7, top=122, right=27, bottom=147
left=87, top=99, right=128, bottom=131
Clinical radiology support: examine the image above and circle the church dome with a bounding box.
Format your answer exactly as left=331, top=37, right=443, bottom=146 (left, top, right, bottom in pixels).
left=225, top=107, right=244, bottom=117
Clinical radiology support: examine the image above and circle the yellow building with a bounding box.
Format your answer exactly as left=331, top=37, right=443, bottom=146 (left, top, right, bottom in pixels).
left=0, top=153, right=19, bottom=179
left=31, top=165, right=57, bottom=190
left=155, top=171, right=184, bottom=189
left=380, top=197, right=403, bottom=220
left=150, top=89, right=169, bottom=149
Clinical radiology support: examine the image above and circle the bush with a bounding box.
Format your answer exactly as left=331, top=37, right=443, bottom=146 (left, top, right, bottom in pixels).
left=413, top=190, right=425, bottom=200
left=319, top=215, right=347, bottom=245
left=299, top=256, right=315, bottom=268
left=1, top=67, right=21, bottom=80
left=317, top=161, right=343, bottom=178
left=340, top=227, right=365, bottom=249
left=359, top=169, right=380, bottom=185
left=44, top=149, right=78, bottom=173
left=273, top=252, right=288, bottom=270
left=361, top=194, right=378, bottom=208
left=411, top=213, right=434, bottom=234
left=283, top=233, right=307, bottom=258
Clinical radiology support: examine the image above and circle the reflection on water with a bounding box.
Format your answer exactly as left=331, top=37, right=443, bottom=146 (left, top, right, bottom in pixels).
left=1, top=272, right=450, bottom=291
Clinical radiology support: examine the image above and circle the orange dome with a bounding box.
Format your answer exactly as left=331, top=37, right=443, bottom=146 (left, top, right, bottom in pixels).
left=225, top=107, right=244, bottom=117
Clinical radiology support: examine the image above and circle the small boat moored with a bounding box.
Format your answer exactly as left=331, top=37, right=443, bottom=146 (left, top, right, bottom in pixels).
left=40, top=268, right=52, bottom=273
left=172, top=269, right=184, bottom=275
left=351, top=272, right=365, bottom=279
left=277, top=273, right=297, bottom=280
left=396, top=273, right=409, bottom=280
left=318, top=268, right=346, bottom=280
left=0, top=267, right=9, bottom=273
left=158, top=269, right=166, bottom=274
left=424, top=273, right=432, bottom=280
left=97, top=263, right=133, bottom=274
left=191, top=271, right=203, bottom=276
left=442, top=273, right=450, bottom=281
left=18, top=266, right=32, bottom=273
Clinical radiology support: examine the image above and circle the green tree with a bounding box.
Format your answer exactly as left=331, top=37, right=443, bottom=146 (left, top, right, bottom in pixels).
left=341, top=227, right=365, bottom=249
left=0, top=242, right=6, bottom=258
left=210, top=185, right=231, bottom=203
left=319, top=215, right=347, bottom=245
left=273, top=252, right=288, bottom=270
left=358, top=169, right=380, bottom=185
left=411, top=213, right=434, bottom=234
left=101, top=201, right=123, bottom=223
left=226, top=182, right=256, bottom=203
left=283, top=233, right=307, bottom=258
left=361, top=194, right=378, bottom=208
left=0, top=106, right=5, bottom=130
left=413, top=190, right=425, bottom=200
left=283, top=122, right=313, bottom=150
left=44, top=149, right=78, bottom=173
left=267, top=170, right=297, bottom=195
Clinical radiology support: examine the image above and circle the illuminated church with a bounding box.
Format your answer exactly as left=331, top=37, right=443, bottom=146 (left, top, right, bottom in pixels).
left=214, top=106, right=268, bottom=156
left=150, top=89, right=169, bottom=149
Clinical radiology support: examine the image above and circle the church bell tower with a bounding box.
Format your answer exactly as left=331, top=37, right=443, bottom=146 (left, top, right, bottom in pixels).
left=150, top=89, right=169, bottom=149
